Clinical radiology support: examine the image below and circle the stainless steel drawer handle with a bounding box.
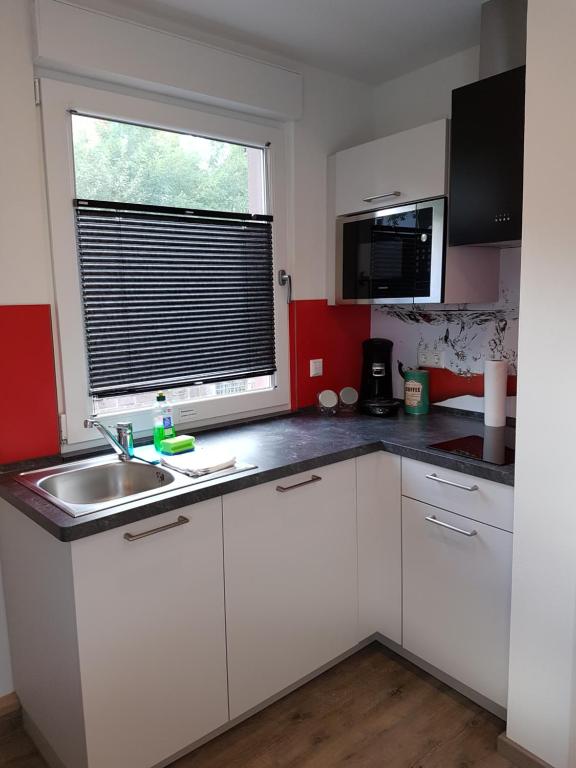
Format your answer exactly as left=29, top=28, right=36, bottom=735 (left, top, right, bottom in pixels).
left=425, top=473, right=479, bottom=492
left=276, top=475, right=322, bottom=493
left=425, top=515, right=477, bottom=537
left=124, top=515, right=189, bottom=541
left=362, top=191, right=401, bottom=203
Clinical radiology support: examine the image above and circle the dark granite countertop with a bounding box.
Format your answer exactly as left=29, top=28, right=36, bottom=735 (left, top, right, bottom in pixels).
left=0, top=409, right=514, bottom=542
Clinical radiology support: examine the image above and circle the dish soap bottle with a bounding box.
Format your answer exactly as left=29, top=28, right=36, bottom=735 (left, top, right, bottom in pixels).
left=153, top=392, right=175, bottom=451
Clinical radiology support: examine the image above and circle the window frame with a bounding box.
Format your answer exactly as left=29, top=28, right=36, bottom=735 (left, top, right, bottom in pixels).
left=41, top=78, right=291, bottom=448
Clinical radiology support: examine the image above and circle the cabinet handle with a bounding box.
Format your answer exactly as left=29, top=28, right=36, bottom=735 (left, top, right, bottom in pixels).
left=425, top=515, right=477, bottom=537
left=362, top=191, right=401, bottom=203
left=425, top=473, right=479, bottom=492
left=123, top=515, right=189, bottom=542
left=276, top=475, right=322, bottom=493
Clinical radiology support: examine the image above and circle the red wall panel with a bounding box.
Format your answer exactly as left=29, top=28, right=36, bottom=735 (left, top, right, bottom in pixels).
left=0, top=305, right=59, bottom=463
left=424, top=366, right=518, bottom=404
left=289, top=300, right=371, bottom=410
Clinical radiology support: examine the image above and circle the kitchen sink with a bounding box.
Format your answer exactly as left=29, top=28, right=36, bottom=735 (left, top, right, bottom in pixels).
left=40, top=461, right=174, bottom=503
left=16, top=456, right=197, bottom=518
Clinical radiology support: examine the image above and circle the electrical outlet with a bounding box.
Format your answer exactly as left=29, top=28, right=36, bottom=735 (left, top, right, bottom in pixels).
left=418, top=349, right=433, bottom=367
left=429, top=350, right=442, bottom=368
left=418, top=349, right=443, bottom=368
left=310, top=358, right=323, bottom=377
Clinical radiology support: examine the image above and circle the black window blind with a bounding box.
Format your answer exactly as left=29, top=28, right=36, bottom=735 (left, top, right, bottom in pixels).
left=74, top=200, right=276, bottom=397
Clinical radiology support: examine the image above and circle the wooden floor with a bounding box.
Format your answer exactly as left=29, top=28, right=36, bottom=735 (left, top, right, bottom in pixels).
left=0, top=644, right=512, bottom=768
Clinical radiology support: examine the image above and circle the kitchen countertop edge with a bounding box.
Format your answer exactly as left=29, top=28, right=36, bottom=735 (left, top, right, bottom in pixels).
left=0, top=412, right=514, bottom=542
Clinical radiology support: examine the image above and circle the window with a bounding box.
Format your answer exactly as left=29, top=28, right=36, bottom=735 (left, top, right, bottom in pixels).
left=41, top=80, right=290, bottom=446
left=71, top=114, right=265, bottom=213
left=71, top=117, right=275, bottom=416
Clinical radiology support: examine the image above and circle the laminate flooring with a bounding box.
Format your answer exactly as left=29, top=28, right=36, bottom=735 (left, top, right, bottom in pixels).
left=0, top=643, right=512, bottom=768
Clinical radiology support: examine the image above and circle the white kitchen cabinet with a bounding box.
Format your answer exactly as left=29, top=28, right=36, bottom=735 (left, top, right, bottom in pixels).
left=402, top=457, right=514, bottom=532
left=0, top=499, right=228, bottom=768
left=0, top=449, right=515, bottom=767
left=72, top=501, right=229, bottom=768
left=402, top=497, right=513, bottom=707
left=223, top=460, right=358, bottom=719
left=331, top=119, right=448, bottom=216
left=326, top=119, right=499, bottom=307
left=356, top=452, right=402, bottom=644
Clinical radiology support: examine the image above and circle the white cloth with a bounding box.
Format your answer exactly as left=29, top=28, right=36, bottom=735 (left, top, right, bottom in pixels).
left=160, top=448, right=236, bottom=477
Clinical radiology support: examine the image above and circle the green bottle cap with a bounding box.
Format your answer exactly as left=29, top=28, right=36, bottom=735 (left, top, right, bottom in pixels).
left=156, top=392, right=166, bottom=402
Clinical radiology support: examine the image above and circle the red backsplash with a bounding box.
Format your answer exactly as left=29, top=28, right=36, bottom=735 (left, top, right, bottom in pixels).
left=423, top=366, right=517, bottom=403
left=0, top=305, right=59, bottom=463
left=289, top=300, right=371, bottom=409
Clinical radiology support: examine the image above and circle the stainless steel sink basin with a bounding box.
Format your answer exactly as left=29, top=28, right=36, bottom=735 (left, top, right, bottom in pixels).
left=39, top=461, right=174, bottom=504
left=16, top=456, right=197, bottom=518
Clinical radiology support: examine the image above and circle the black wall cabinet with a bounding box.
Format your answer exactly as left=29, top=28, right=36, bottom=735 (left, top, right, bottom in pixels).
left=449, top=66, right=526, bottom=246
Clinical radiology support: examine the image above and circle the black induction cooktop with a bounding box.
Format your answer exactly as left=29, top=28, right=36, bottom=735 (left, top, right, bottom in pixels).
left=428, top=427, right=515, bottom=466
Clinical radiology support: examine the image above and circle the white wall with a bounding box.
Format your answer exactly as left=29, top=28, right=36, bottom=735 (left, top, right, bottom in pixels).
left=35, top=0, right=304, bottom=120
left=505, top=2, right=576, bottom=767
left=0, top=0, right=52, bottom=306
left=372, top=46, right=479, bottom=137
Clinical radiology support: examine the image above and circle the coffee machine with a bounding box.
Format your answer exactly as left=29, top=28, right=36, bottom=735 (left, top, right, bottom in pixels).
left=359, top=338, right=399, bottom=417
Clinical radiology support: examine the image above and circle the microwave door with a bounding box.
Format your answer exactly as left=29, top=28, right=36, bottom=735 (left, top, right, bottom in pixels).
left=339, top=212, right=416, bottom=304
left=337, top=198, right=445, bottom=304
left=414, top=198, right=445, bottom=304
left=370, top=223, right=417, bottom=301
left=341, top=218, right=372, bottom=300
left=369, top=205, right=423, bottom=301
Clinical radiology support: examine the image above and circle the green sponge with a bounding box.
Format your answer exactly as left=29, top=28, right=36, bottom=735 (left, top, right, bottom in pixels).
left=159, top=434, right=195, bottom=455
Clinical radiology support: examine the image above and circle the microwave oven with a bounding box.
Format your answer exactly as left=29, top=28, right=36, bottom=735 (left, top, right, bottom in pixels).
left=336, top=197, right=446, bottom=304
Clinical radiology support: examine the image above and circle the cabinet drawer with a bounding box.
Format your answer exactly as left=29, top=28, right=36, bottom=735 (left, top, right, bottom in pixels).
left=402, top=498, right=512, bottom=707
left=402, top=458, right=514, bottom=532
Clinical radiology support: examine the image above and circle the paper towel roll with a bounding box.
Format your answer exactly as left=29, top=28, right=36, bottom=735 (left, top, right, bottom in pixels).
left=482, top=426, right=506, bottom=464
left=484, top=360, right=508, bottom=427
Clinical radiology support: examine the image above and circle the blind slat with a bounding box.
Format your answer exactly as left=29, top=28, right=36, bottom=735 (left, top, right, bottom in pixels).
left=75, top=201, right=276, bottom=397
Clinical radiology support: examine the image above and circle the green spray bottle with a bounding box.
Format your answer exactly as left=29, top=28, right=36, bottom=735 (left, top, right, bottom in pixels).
left=153, top=392, right=176, bottom=450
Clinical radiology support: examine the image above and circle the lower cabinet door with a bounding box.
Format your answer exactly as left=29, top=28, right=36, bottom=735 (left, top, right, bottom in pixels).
left=356, top=453, right=402, bottom=643
left=71, top=501, right=229, bottom=768
left=223, top=460, right=358, bottom=719
left=402, top=498, right=512, bottom=707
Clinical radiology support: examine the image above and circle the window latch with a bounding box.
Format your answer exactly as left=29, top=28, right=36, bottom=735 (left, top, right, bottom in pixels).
left=278, top=269, right=292, bottom=304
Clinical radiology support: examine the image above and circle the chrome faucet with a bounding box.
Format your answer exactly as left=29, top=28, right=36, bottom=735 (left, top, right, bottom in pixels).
left=84, top=417, right=134, bottom=461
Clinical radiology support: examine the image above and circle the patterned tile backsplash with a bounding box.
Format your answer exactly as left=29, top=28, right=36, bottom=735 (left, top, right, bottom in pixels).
left=371, top=248, right=520, bottom=415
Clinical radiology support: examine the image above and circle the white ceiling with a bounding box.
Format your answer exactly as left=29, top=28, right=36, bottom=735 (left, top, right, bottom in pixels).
left=85, top=0, right=485, bottom=84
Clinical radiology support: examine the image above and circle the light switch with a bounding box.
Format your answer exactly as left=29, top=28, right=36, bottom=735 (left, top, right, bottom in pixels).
left=310, top=358, right=323, bottom=377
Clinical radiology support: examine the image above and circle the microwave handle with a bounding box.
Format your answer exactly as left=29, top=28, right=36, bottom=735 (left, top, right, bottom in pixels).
left=362, top=191, right=401, bottom=203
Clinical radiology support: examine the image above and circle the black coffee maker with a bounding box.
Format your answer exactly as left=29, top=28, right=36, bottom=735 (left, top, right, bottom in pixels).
left=359, top=338, right=400, bottom=417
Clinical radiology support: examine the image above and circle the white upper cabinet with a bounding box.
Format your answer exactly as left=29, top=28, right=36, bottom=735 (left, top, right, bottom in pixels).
left=72, top=501, right=229, bottom=768
left=223, top=460, right=358, bottom=719
left=331, top=120, right=448, bottom=216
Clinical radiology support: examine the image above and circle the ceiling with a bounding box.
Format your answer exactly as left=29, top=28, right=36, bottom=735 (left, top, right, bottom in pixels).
left=85, top=0, right=485, bottom=84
